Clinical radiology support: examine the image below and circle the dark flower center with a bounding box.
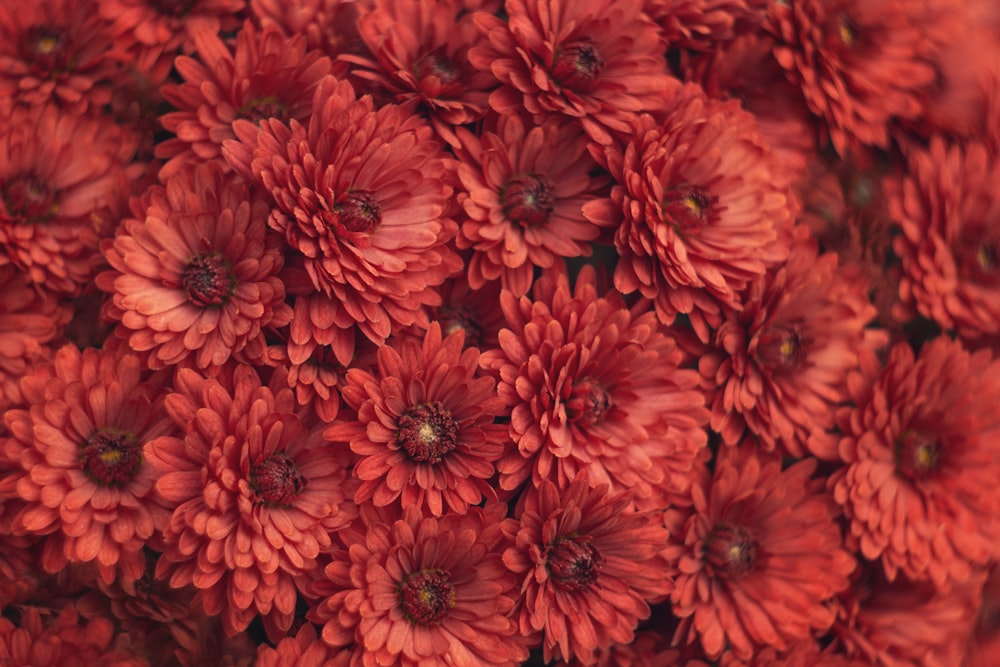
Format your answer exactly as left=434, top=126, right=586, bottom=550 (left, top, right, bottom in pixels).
left=552, top=40, right=603, bottom=92
left=663, top=185, right=715, bottom=233
left=957, top=227, right=1000, bottom=285
left=250, top=453, right=307, bottom=505
left=151, top=0, right=198, bottom=17
left=181, top=253, right=235, bottom=307
left=567, top=376, right=612, bottom=426
left=437, top=306, right=482, bottom=348
left=413, top=47, right=465, bottom=96
left=838, top=17, right=857, bottom=46
left=2, top=174, right=58, bottom=223
left=24, top=25, right=71, bottom=71
left=706, top=524, right=758, bottom=578
left=335, top=190, right=381, bottom=233
left=237, top=95, right=290, bottom=124
left=502, top=174, right=555, bottom=227
left=755, top=325, right=808, bottom=370
left=81, top=427, right=142, bottom=486
left=547, top=534, right=602, bottom=591
left=895, top=430, right=942, bottom=479
left=396, top=401, right=459, bottom=464
left=399, top=568, right=455, bottom=624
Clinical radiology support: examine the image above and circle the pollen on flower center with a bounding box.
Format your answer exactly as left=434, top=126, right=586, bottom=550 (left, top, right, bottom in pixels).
left=396, top=401, right=459, bottom=464
left=705, top=524, right=758, bottom=578
left=501, top=174, right=555, bottom=228
left=895, top=430, right=942, bottom=479
left=250, top=453, right=307, bottom=505
left=838, top=17, right=857, bottom=46
left=399, top=568, right=456, bottom=624
left=80, top=427, right=142, bottom=486
left=2, top=174, right=58, bottom=223
left=552, top=40, right=603, bottom=92
left=25, top=26, right=69, bottom=70
left=437, top=306, right=482, bottom=348
left=755, top=325, right=808, bottom=370
left=547, top=534, right=603, bottom=591
left=181, top=253, right=235, bottom=307
left=335, top=190, right=382, bottom=233
left=568, top=376, right=613, bottom=426
left=662, top=184, right=715, bottom=233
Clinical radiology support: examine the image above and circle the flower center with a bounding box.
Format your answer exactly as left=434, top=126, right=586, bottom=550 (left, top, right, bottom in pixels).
left=24, top=25, right=71, bottom=71
left=237, top=95, right=290, bottom=124
left=151, top=0, right=198, bottom=17
left=2, top=174, right=58, bottom=223
left=437, top=306, right=482, bottom=348
left=895, top=430, right=942, bottom=479
left=567, top=376, right=612, bottom=426
left=396, top=401, right=459, bottom=464
left=957, top=227, right=1000, bottom=285
left=501, top=174, right=555, bottom=228
left=80, top=427, right=142, bottom=486
left=838, top=17, right=857, bottom=46
left=663, top=185, right=715, bottom=233
left=705, top=524, right=758, bottom=578
left=547, top=534, right=602, bottom=591
left=552, top=40, right=603, bottom=92
left=250, top=453, right=307, bottom=505
left=335, top=190, right=381, bottom=233
left=399, top=568, right=455, bottom=624
left=181, top=253, right=235, bottom=307
left=755, top=325, right=807, bottom=370
left=413, top=47, right=465, bottom=96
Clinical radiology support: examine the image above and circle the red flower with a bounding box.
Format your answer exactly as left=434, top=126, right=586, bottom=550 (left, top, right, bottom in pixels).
left=156, top=20, right=334, bottom=181
left=503, top=474, right=672, bottom=664
left=1, top=345, right=174, bottom=585
left=343, top=0, right=498, bottom=146
left=480, top=266, right=710, bottom=508
left=426, top=274, right=506, bottom=352
left=255, top=624, right=349, bottom=667
left=97, top=161, right=292, bottom=370
left=146, top=366, right=356, bottom=636
left=699, top=231, right=885, bottom=459
left=468, top=0, right=679, bottom=145
left=0, top=604, right=137, bottom=666
left=311, top=504, right=527, bottom=666
left=0, top=0, right=126, bottom=114
left=768, top=0, right=945, bottom=154
left=249, top=0, right=365, bottom=60
left=0, top=103, right=141, bottom=295
left=645, top=0, right=767, bottom=51
left=223, top=75, right=462, bottom=347
left=454, top=112, right=611, bottom=296
left=664, top=445, right=855, bottom=660
left=887, top=137, right=1000, bottom=342
left=583, top=84, right=793, bottom=341
left=325, top=322, right=508, bottom=516
left=831, top=336, right=1000, bottom=589
left=967, top=565, right=1000, bottom=667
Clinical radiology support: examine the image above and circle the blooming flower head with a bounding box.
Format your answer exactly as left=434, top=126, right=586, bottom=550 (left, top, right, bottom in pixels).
left=480, top=266, right=710, bottom=508
left=0, top=0, right=126, bottom=114
left=664, top=444, right=855, bottom=660
left=583, top=84, right=793, bottom=341
left=426, top=274, right=506, bottom=352
left=311, top=503, right=527, bottom=666
left=344, top=0, right=498, bottom=146
left=1, top=345, right=175, bottom=586
left=644, top=0, right=767, bottom=51
left=700, top=231, right=885, bottom=459
left=98, top=161, right=292, bottom=371
left=250, top=0, right=366, bottom=60
left=223, top=75, right=462, bottom=347
left=255, top=623, right=349, bottom=667
left=469, top=0, right=679, bottom=145
left=156, top=20, right=334, bottom=180
left=145, top=365, right=356, bottom=637
left=454, top=112, right=611, bottom=296
left=0, top=604, right=138, bottom=666
left=887, top=137, right=1000, bottom=342
left=325, top=322, right=508, bottom=516
left=831, top=336, right=1000, bottom=590
left=503, top=474, right=673, bottom=664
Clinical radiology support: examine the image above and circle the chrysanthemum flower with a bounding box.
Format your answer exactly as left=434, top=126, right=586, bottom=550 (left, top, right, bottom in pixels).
left=325, top=322, right=508, bottom=516
left=156, top=20, right=334, bottom=181
left=768, top=0, right=945, bottom=154
left=0, top=103, right=140, bottom=295
left=583, top=84, right=793, bottom=341
left=343, top=0, right=498, bottom=146
left=146, top=365, right=356, bottom=636
left=311, top=504, right=527, bottom=666
left=831, top=336, right=1000, bottom=590
left=454, top=113, right=610, bottom=296
left=426, top=274, right=506, bottom=352
left=644, top=0, right=767, bottom=51
left=250, top=0, right=365, bottom=60
left=0, top=0, right=125, bottom=114
left=718, top=640, right=869, bottom=667
left=503, top=474, right=672, bottom=664
left=0, top=604, right=137, bottom=666
left=97, top=161, right=292, bottom=370
left=480, top=266, right=710, bottom=508
left=468, top=0, right=679, bottom=145
left=967, top=564, right=1000, bottom=667
left=1, top=345, right=174, bottom=586
left=887, top=137, right=1000, bottom=342
left=255, top=623, right=349, bottom=667
left=664, top=445, right=855, bottom=660
left=223, top=75, right=462, bottom=347
left=699, top=232, right=884, bottom=459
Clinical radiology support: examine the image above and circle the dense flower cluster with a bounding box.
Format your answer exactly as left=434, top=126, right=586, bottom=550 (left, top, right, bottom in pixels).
left=1, top=0, right=999, bottom=665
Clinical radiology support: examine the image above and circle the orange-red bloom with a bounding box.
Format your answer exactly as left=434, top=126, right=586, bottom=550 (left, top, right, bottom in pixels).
left=0, top=604, right=137, bottom=666
left=645, top=0, right=767, bottom=51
